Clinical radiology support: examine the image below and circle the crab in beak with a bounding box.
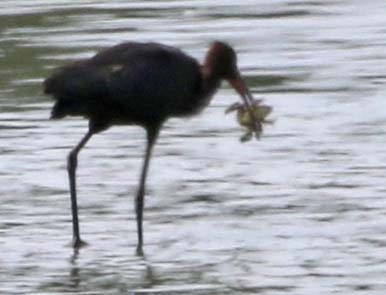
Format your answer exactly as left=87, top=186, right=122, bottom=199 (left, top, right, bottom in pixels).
left=225, top=98, right=273, bottom=142
left=227, top=74, right=265, bottom=139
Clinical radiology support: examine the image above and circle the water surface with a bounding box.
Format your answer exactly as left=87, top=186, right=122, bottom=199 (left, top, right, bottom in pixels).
left=1, top=1, right=386, bottom=294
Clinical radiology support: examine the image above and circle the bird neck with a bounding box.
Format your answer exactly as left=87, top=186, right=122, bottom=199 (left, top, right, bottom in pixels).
left=201, top=66, right=222, bottom=98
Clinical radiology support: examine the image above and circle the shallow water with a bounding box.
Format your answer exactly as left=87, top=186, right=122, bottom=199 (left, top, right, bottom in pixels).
left=1, top=1, right=386, bottom=294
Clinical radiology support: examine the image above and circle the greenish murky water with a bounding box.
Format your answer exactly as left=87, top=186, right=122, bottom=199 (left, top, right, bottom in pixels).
left=1, top=1, right=386, bottom=294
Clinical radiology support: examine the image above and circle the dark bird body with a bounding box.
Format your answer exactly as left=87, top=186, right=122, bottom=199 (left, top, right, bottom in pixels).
left=46, top=42, right=206, bottom=130
left=44, top=41, right=258, bottom=254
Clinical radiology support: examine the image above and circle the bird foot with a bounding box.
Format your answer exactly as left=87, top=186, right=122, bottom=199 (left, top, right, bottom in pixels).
left=136, top=244, right=145, bottom=257
left=72, top=237, right=88, bottom=249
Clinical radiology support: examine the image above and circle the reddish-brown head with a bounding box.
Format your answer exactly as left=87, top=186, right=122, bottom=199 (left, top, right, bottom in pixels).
left=204, top=41, right=239, bottom=80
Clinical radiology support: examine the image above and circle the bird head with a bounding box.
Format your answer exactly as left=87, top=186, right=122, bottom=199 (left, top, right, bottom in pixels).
left=205, top=41, right=262, bottom=137
left=205, top=41, right=238, bottom=80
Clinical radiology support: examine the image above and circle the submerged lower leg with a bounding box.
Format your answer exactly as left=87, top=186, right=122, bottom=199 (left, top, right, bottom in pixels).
left=67, top=130, right=93, bottom=248
left=135, top=126, right=159, bottom=253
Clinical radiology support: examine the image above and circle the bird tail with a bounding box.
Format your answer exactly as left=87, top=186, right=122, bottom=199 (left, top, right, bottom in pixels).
left=50, top=99, right=70, bottom=119
left=50, top=98, right=90, bottom=119
left=44, top=60, right=106, bottom=120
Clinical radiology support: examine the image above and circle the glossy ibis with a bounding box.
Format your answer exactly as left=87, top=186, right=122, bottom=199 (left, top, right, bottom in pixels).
left=44, top=41, right=260, bottom=253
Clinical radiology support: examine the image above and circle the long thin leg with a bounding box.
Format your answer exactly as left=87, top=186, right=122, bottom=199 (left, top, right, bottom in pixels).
left=67, top=129, right=94, bottom=248
left=136, top=126, right=159, bottom=255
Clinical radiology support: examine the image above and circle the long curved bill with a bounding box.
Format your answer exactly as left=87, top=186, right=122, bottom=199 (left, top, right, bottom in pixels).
left=228, top=74, right=262, bottom=138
